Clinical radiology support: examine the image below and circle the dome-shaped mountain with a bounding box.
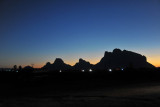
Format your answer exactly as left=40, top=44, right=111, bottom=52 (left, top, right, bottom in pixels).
left=43, top=58, right=72, bottom=71
left=95, top=49, right=154, bottom=69
left=73, top=58, right=93, bottom=70
left=54, top=58, right=64, bottom=65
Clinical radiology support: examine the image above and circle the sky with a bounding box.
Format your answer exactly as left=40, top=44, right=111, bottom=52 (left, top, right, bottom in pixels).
left=0, top=0, right=160, bottom=68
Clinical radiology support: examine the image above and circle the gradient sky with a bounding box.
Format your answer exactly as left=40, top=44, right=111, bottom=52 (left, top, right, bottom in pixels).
left=0, top=0, right=160, bottom=68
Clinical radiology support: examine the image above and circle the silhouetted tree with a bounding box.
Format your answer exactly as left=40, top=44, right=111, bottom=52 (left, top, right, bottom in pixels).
left=18, top=66, right=22, bottom=71
left=13, top=65, right=17, bottom=71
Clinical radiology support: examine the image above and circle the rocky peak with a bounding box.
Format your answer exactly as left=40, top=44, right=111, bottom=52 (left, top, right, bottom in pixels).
left=54, top=58, right=64, bottom=64
left=113, top=48, right=122, bottom=53
left=46, top=62, right=51, bottom=65
left=74, top=58, right=93, bottom=70
left=95, top=48, right=154, bottom=69
left=104, top=51, right=112, bottom=58
left=79, top=58, right=86, bottom=63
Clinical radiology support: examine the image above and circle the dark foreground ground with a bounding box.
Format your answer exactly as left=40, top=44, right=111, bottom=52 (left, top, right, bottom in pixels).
left=1, top=70, right=160, bottom=107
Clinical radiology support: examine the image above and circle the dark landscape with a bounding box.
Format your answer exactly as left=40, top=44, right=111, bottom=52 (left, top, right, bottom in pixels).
left=1, top=68, right=160, bottom=107
left=0, top=49, right=160, bottom=107
left=1, top=0, right=160, bottom=106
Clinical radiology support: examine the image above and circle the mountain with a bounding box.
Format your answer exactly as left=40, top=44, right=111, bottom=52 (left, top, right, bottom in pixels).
left=42, top=49, right=155, bottom=71
left=95, top=48, right=154, bottom=69
left=43, top=58, right=72, bottom=71
left=73, top=58, right=93, bottom=70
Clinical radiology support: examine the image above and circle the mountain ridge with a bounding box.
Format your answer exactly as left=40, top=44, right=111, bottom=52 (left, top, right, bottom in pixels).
left=42, top=49, right=155, bottom=71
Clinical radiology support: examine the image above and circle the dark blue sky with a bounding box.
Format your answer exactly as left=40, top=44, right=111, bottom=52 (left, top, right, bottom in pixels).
left=0, top=0, right=160, bottom=68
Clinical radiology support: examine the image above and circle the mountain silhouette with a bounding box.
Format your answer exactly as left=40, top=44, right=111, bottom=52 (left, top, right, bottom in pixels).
left=42, top=49, right=155, bottom=71
left=73, top=58, right=93, bottom=70
left=95, top=48, right=154, bottom=69
left=43, top=58, right=72, bottom=71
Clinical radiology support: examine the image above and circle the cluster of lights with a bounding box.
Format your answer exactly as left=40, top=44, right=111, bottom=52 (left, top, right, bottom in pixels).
left=7, top=69, right=11, bottom=72
left=58, top=68, right=123, bottom=73
left=108, top=68, right=124, bottom=72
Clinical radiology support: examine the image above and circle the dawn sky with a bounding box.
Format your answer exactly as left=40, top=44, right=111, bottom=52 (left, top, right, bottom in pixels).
left=0, top=0, right=160, bottom=68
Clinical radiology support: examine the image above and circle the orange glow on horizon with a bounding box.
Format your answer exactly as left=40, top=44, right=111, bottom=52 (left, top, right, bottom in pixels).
left=34, top=56, right=160, bottom=68
left=147, top=56, right=160, bottom=67
left=34, top=58, right=101, bottom=68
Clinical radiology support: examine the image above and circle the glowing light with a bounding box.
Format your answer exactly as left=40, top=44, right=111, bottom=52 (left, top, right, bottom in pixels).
left=89, top=69, right=92, bottom=72
left=121, top=68, right=124, bottom=71
left=59, top=70, right=62, bottom=73
left=109, top=69, right=112, bottom=72
left=82, top=70, right=85, bottom=72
